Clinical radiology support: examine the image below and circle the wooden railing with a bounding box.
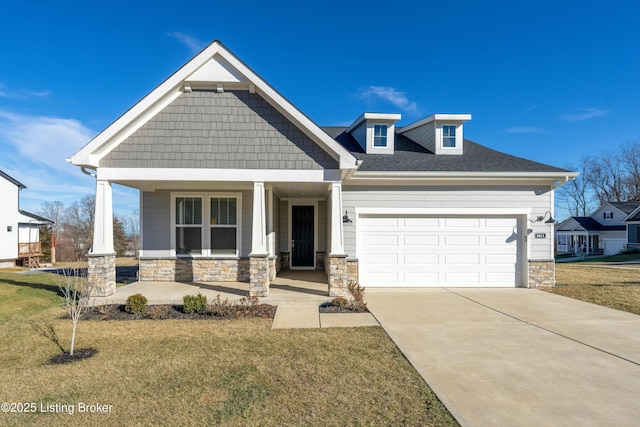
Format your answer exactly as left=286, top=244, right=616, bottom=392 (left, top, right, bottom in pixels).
left=18, top=242, right=42, bottom=257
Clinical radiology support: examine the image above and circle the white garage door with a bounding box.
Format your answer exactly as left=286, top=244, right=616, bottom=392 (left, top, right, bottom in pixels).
left=359, top=215, right=522, bottom=287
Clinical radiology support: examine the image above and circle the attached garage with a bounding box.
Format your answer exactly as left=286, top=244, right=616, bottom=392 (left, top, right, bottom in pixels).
left=358, top=214, right=524, bottom=287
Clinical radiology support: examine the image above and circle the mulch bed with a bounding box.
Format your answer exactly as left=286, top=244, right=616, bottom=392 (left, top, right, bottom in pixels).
left=79, top=304, right=277, bottom=321
left=319, top=301, right=369, bottom=314
left=47, top=348, right=99, bottom=365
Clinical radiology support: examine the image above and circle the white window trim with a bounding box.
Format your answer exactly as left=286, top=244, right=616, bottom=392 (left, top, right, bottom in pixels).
left=170, top=192, right=242, bottom=258
left=441, top=124, right=458, bottom=149
left=373, top=124, right=388, bottom=148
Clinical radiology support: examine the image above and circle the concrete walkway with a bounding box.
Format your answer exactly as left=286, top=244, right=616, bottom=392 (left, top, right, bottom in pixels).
left=366, top=288, right=640, bottom=427
left=91, top=270, right=378, bottom=329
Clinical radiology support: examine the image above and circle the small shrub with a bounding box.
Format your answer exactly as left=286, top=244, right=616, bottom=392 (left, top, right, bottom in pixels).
left=125, top=294, right=148, bottom=315
left=210, top=294, right=234, bottom=317
left=183, top=293, right=208, bottom=314
left=146, top=305, right=172, bottom=319
left=331, top=297, right=349, bottom=307
left=347, top=282, right=368, bottom=312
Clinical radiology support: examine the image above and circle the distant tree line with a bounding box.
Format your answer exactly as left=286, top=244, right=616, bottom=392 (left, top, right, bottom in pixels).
left=557, top=139, right=640, bottom=217
left=38, top=197, right=139, bottom=263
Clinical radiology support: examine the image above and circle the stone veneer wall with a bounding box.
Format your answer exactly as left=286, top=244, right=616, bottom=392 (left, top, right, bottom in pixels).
left=528, top=260, right=555, bottom=288
left=88, top=254, right=116, bottom=296
left=346, top=259, right=358, bottom=284
left=315, top=252, right=325, bottom=270
left=327, top=255, right=348, bottom=296
left=268, top=255, right=281, bottom=281
left=139, top=258, right=250, bottom=282
left=250, top=255, right=270, bottom=296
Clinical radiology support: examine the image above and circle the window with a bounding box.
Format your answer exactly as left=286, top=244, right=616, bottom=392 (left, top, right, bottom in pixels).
left=603, top=211, right=613, bottom=220
left=442, top=125, right=456, bottom=148
left=373, top=124, right=388, bottom=147
left=210, top=197, right=237, bottom=254
left=175, top=197, right=202, bottom=255
left=173, top=193, right=241, bottom=257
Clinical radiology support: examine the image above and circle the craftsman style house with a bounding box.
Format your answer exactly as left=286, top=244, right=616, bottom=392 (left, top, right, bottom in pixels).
left=556, top=201, right=640, bottom=255
left=0, top=170, right=52, bottom=267
left=70, top=41, right=576, bottom=296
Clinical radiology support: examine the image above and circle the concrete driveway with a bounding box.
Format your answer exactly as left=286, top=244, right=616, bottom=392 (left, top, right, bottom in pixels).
left=366, top=288, right=640, bottom=427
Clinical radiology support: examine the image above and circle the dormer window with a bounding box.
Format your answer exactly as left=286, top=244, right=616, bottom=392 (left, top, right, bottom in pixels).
left=604, top=211, right=613, bottom=220
left=373, top=125, right=388, bottom=147
left=442, top=125, right=456, bottom=148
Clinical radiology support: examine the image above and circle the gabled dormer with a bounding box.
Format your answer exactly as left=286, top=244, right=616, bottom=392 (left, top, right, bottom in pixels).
left=346, top=113, right=401, bottom=154
left=399, top=114, right=471, bottom=155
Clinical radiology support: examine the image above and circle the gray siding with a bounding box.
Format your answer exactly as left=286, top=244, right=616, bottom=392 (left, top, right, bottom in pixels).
left=350, top=122, right=367, bottom=152
left=141, top=191, right=171, bottom=254
left=279, top=200, right=289, bottom=251
left=342, top=185, right=554, bottom=260
left=402, top=122, right=435, bottom=153
left=101, top=90, right=338, bottom=170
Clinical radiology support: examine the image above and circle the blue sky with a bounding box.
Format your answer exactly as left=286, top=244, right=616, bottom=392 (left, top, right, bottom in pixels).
left=0, top=0, right=638, bottom=221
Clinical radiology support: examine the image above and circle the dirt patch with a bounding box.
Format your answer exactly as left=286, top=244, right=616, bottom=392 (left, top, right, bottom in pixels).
left=78, top=303, right=277, bottom=321
left=319, top=301, right=369, bottom=313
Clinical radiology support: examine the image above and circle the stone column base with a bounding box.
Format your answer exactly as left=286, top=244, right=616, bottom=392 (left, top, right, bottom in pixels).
left=88, top=253, right=116, bottom=296
left=250, top=254, right=270, bottom=297
left=328, top=255, right=348, bottom=297
left=528, top=260, right=555, bottom=288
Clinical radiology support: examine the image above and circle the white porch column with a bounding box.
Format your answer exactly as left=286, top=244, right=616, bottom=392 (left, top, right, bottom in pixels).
left=329, top=182, right=345, bottom=255
left=250, top=182, right=268, bottom=256
left=250, top=182, right=270, bottom=296
left=88, top=179, right=116, bottom=297
left=328, top=182, right=347, bottom=296
left=92, top=179, right=114, bottom=254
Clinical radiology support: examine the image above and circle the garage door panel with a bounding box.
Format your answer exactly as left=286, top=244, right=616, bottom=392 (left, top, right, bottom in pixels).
left=359, top=214, right=521, bottom=288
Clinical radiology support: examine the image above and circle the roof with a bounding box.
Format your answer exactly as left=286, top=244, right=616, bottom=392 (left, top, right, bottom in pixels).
left=607, top=201, right=640, bottom=215
left=558, top=216, right=625, bottom=232
left=0, top=170, right=26, bottom=189
left=322, top=127, right=571, bottom=173
left=18, top=210, right=53, bottom=224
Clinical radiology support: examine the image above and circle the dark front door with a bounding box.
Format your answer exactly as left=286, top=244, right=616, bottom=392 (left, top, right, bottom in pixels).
left=292, top=206, right=314, bottom=267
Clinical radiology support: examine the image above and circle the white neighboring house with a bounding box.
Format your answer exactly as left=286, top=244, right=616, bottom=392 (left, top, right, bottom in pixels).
left=0, top=170, right=52, bottom=268
left=555, top=202, right=640, bottom=256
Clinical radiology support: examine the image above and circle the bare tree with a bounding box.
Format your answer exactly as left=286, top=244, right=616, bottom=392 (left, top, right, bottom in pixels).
left=39, top=201, right=65, bottom=263
left=64, top=195, right=95, bottom=260
left=126, top=208, right=140, bottom=255
left=556, top=159, right=595, bottom=216
left=59, top=269, right=94, bottom=356
left=620, top=139, right=640, bottom=201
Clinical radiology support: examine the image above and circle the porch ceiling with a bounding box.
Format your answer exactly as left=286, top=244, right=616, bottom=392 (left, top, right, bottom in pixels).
left=272, top=182, right=330, bottom=199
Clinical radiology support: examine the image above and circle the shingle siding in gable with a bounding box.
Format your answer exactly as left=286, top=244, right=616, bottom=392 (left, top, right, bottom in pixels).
left=100, top=90, right=338, bottom=170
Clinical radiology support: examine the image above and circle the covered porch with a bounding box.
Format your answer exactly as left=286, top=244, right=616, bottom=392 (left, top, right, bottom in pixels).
left=87, top=178, right=353, bottom=298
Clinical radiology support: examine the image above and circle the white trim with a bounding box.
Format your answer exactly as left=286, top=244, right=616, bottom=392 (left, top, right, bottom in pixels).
left=250, top=182, right=268, bottom=255
left=329, top=182, right=345, bottom=255
left=399, top=113, right=472, bottom=134
left=91, top=179, right=114, bottom=254
left=170, top=192, right=242, bottom=258
left=348, top=171, right=579, bottom=182
left=98, top=168, right=341, bottom=183
left=288, top=199, right=319, bottom=269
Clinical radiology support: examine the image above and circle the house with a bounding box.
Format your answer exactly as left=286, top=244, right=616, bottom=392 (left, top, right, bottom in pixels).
left=555, top=201, right=640, bottom=256
left=70, top=40, right=577, bottom=297
left=0, top=170, right=52, bottom=268
left=622, top=205, right=640, bottom=252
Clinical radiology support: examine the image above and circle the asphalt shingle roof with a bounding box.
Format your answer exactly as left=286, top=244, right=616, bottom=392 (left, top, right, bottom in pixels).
left=322, top=126, right=571, bottom=173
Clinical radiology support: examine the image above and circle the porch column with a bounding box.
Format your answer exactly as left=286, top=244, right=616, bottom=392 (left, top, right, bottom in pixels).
left=328, top=182, right=347, bottom=296
left=88, top=179, right=116, bottom=296
left=249, top=182, right=270, bottom=296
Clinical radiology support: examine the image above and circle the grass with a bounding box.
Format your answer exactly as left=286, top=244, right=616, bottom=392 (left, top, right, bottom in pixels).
left=0, top=272, right=457, bottom=426
left=561, top=253, right=640, bottom=263
left=547, top=260, right=640, bottom=315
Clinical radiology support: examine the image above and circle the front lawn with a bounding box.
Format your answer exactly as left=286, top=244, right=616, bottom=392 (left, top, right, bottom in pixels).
left=547, top=262, right=640, bottom=315
left=0, top=272, right=457, bottom=426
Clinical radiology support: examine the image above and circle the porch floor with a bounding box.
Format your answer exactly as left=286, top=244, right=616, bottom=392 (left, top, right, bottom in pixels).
left=90, top=269, right=379, bottom=329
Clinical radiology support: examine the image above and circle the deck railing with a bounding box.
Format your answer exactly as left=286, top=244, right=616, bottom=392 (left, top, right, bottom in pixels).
left=18, top=242, right=42, bottom=257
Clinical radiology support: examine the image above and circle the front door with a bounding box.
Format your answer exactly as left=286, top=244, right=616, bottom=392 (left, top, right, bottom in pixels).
left=292, top=205, right=314, bottom=267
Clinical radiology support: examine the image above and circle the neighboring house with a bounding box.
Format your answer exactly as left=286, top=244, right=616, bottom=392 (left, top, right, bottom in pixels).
left=623, top=205, right=640, bottom=251
left=0, top=170, right=52, bottom=267
left=70, top=40, right=577, bottom=297
left=555, top=201, right=640, bottom=256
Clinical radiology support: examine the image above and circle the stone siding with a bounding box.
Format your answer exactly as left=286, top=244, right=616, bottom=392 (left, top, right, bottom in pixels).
left=88, top=254, right=116, bottom=296
left=328, top=255, right=348, bottom=297
left=139, top=258, right=249, bottom=282
left=250, top=255, right=270, bottom=296
left=315, top=252, right=325, bottom=270
left=346, top=258, right=359, bottom=284
left=528, top=260, right=555, bottom=288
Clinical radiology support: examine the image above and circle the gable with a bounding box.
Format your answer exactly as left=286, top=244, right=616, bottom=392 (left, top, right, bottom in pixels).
left=100, top=90, right=338, bottom=170
left=71, top=41, right=356, bottom=170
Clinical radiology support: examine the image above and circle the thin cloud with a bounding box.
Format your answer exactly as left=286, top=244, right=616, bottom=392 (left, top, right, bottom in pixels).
left=504, top=126, right=545, bottom=134
left=359, top=86, right=421, bottom=115
left=0, top=82, right=50, bottom=100
left=559, top=108, right=609, bottom=122
left=0, top=110, right=95, bottom=173
left=167, top=31, right=206, bottom=54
